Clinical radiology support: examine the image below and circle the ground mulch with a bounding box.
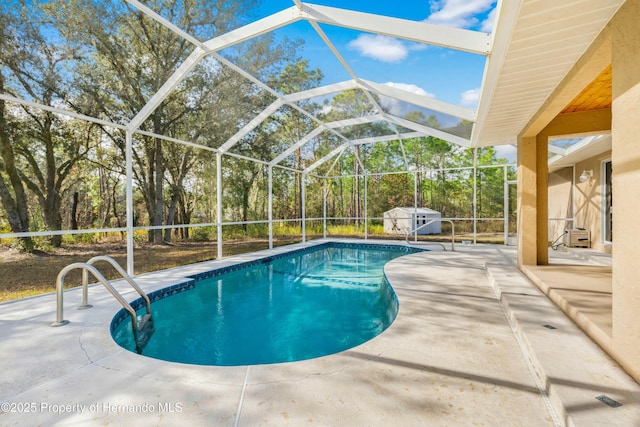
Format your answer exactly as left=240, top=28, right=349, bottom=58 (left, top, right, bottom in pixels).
left=0, top=232, right=503, bottom=303
left=0, top=238, right=300, bottom=302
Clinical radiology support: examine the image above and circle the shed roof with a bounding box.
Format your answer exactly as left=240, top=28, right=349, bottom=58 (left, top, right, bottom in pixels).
left=385, top=207, right=441, bottom=215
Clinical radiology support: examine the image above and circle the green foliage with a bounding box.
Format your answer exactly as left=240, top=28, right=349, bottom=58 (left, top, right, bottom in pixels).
left=190, top=226, right=216, bottom=242
left=0, top=0, right=516, bottom=252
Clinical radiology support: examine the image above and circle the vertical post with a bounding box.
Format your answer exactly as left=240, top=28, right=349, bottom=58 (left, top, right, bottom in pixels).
left=473, top=148, right=477, bottom=244
left=301, top=172, right=306, bottom=242
left=216, top=152, right=223, bottom=260
left=517, top=136, right=538, bottom=267
left=364, top=172, right=368, bottom=239
left=323, top=178, right=327, bottom=239
left=125, top=131, right=134, bottom=276
left=413, top=168, right=418, bottom=242
left=504, top=165, right=509, bottom=245
left=268, top=165, right=273, bottom=249
left=612, top=0, right=640, bottom=381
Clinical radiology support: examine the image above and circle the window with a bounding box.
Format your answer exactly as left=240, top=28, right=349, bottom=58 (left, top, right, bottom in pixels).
left=602, top=160, right=612, bottom=243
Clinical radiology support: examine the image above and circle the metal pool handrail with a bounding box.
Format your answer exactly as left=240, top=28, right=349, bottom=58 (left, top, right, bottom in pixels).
left=50, top=262, right=138, bottom=328
left=81, top=255, right=152, bottom=316
left=405, top=219, right=456, bottom=251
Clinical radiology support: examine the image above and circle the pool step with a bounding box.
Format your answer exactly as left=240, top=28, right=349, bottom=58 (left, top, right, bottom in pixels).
left=135, top=313, right=155, bottom=354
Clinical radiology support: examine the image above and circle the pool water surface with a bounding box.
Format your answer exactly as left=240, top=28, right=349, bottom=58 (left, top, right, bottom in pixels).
left=111, top=243, right=423, bottom=366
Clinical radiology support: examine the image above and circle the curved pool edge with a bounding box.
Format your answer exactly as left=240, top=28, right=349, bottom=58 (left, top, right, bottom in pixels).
left=110, top=240, right=427, bottom=365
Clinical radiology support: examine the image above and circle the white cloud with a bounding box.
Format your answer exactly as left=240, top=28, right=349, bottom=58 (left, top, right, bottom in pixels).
left=348, top=34, right=409, bottom=63
left=380, top=82, right=435, bottom=116
left=460, top=88, right=480, bottom=107
left=480, top=8, right=496, bottom=33
left=424, top=0, right=495, bottom=30
left=493, top=144, right=517, bottom=162
left=384, top=82, right=436, bottom=98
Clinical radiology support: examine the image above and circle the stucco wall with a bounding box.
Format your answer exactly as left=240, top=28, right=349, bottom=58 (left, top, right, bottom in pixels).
left=547, top=151, right=612, bottom=253
left=573, top=151, right=612, bottom=253
left=548, top=167, right=573, bottom=243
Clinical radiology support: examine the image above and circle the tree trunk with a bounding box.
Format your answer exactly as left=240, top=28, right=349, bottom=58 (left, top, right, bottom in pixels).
left=111, top=185, right=124, bottom=239
left=163, top=185, right=180, bottom=243
left=153, top=137, right=164, bottom=243
left=0, top=76, right=33, bottom=251
left=71, top=191, right=79, bottom=230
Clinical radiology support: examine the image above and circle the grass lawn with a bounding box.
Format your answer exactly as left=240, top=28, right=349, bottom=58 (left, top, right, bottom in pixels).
left=0, top=232, right=506, bottom=303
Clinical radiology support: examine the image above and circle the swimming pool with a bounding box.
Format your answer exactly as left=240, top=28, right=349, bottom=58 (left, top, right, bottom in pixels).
left=111, top=242, right=424, bottom=366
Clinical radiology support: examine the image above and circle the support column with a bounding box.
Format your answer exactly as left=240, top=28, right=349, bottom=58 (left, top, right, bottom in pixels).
left=413, top=169, right=418, bottom=242
left=323, top=178, right=327, bottom=239
left=301, top=173, right=306, bottom=242
left=364, top=173, right=368, bottom=239
left=517, top=136, right=538, bottom=267
left=473, top=148, right=477, bottom=244
left=536, top=134, right=549, bottom=265
left=125, top=131, right=134, bottom=276
left=268, top=166, right=273, bottom=249
left=611, top=0, right=640, bottom=382
left=503, top=166, right=509, bottom=245
left=216, top=152, right=223, bottom=260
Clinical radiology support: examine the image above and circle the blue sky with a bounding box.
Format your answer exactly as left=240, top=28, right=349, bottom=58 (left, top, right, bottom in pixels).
left=253, top=0, right=497, bottom=108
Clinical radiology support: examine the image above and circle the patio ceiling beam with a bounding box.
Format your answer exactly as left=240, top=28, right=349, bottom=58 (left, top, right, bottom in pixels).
left=134, top=129, right=218, bottom=153
left=305, top=143, right=349, bottom=174
left=211, top=50, right=354, bottom=150
left=469, top=0, right=522, bottom=147
left=282, top=80, right=358, bottom=103
left=325, top=114, right=385, bottom=129
left=124, top=0, right=206, bottom=50
left=385, top=114, right=471, bottom=147
left=351, top=132, right=425, bottom=145
left=270, top=126, right=325, bottom=166
left=300, top=4, right=492, bottom=55
left=548, top=144, right=566, bottom=156
left=325, top=148, right=345, bottom=176
left=305, top=18, right=388, bottom=118
left=0, top=94, right=128, bottom=131
left=127, top=7, right=300, bottom=132
left=360, top=79, right=476, bottom=122
left=219, top=99, right=284, bottom=153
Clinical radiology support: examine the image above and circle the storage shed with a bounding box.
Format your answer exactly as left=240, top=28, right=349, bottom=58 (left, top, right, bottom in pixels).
left=383, top=207, right=442, bottom=235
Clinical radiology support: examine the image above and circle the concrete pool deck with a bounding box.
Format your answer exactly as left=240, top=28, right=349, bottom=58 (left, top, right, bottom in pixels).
left=1, top=240, right=639, bottom=426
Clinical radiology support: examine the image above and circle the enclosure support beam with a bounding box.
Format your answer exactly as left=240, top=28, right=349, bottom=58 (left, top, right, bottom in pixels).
left=301, top=173, right=307, bottom=242
left=125, top=131, right=134, bottom=276
left=473, top=148, right=478, bottom=244
left=300, top=4, right=491, bottom=55
left=503, top=166, right=509, bottom=245
left=413, top=169, right=418, bottom=243
left=268, top=166, right=273, bottom=249
left=323, top=178, right=327, bottom=239
left=216, top=152, right=223, bottom=260
left=364, top=173, right=368, bottom=239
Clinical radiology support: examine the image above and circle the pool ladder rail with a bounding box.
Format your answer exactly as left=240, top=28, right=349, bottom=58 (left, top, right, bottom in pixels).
left=50, top=255, right=154, bottom=354
left=405, top=219, right=456, bottom=251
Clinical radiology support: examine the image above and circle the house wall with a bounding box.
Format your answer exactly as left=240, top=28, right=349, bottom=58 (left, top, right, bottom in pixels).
left=518, top=0, right=640, bottom=383
left=573, top=151, right=612, bottom=253
left=548, top=167, right=573, bottom=243
left=611, top=0, right=640, bottom=383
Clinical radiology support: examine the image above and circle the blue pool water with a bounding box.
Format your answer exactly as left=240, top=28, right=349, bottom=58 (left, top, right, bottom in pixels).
left=111, top=243, right=424, bottom=366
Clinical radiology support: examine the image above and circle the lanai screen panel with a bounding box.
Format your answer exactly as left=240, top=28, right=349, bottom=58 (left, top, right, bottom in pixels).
left=216, top=20, right=351, bottom=95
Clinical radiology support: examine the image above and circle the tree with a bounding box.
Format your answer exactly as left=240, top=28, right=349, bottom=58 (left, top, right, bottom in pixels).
left=0, top=73, right=33, bottom=251
left=321, top=90, right=386, bottom=226
left=51, top=0, right=265, bottom=243
left=267, top=60, right=323, bottom=222
left=0, top=1, right=89, bottom=247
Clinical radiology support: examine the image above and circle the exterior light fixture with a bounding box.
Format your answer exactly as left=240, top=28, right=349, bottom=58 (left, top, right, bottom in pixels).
left=579, top=169, right=593, bottom=183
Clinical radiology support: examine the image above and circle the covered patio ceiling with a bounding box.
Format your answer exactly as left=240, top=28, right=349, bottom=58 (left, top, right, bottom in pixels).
left=68, top=0, right=628, bottom=173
